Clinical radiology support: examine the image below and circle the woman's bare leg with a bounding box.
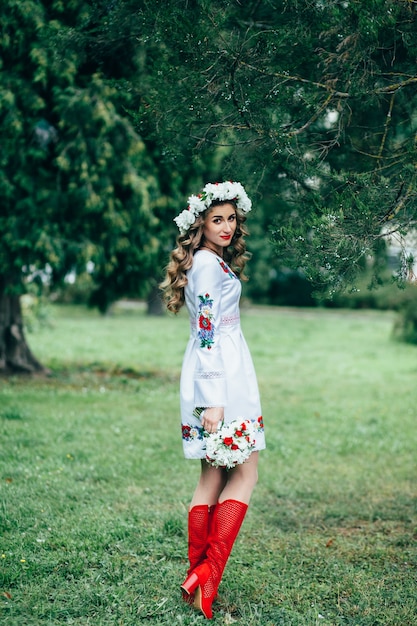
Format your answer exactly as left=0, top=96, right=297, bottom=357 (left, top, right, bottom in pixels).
left=218, top=451, right=259, bottom=504
left=183, top=452, right=259, bottom=613
left=189, top=454, right=259, bottom=618
left=189, top=460, right=228, bottom=509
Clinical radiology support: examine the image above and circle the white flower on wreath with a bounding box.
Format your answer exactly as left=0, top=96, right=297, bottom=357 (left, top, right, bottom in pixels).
left=174, top=181, right=252, bottom=234
left=173, top=209, right=197, bottom=233
left=188, top=194, right=206, bottom=213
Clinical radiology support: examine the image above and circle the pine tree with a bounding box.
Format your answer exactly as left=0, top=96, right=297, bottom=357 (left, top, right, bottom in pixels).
left=0, top=0, right=160, bottom=372
left=138, top=0, right=417, bottom=292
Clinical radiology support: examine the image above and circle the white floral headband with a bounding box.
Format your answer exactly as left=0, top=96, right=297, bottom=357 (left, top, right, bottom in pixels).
left=174, top=181, right=252, bottom=235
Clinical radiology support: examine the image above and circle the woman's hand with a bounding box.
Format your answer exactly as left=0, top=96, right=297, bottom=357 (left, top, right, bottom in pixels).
left=201, top=407, right=224, bottom=434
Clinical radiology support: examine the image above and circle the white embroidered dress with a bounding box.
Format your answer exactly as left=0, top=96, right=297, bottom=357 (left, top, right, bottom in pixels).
left=180, top=250, right=266, bottom=459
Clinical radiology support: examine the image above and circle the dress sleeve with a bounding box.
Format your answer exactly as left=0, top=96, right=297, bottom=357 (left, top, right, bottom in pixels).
left=192, top=256, right=227, bottom=409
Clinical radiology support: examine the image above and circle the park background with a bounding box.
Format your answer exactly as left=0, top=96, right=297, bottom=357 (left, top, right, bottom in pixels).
left=1, top=1, right=417, bottom=624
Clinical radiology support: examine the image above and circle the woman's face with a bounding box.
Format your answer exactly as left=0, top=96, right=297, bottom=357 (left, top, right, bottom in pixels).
left=202, top=203, right=237, bottom=254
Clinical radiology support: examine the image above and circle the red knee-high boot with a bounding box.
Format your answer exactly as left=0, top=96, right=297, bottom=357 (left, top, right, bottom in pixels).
left=181, top=499, right=248, bottom=619
left=181, top=504, right=215, bottom=603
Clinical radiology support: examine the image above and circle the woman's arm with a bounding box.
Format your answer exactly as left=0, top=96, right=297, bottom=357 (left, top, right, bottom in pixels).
left=191, top=255, right=227, bottom=432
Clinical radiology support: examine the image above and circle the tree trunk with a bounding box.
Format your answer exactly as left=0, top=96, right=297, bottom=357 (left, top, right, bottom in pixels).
left=146, top=281, right=164, bottom=316
left=0, top=280, right=46, bottom=374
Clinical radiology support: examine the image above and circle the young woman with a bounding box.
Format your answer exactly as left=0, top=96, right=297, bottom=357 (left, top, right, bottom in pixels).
left=161, top=181, right=266, bottom=619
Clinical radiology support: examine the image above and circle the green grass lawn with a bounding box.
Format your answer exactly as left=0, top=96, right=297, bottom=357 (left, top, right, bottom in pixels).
left=1, top=304, right=416, bottom=625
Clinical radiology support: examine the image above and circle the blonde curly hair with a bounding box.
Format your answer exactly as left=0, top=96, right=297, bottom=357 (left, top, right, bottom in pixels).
left=160, top=201, right=250, bottom=314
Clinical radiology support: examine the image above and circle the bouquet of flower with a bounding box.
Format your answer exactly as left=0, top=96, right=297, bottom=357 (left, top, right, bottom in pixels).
left=204, top=419, right=256, bottom=469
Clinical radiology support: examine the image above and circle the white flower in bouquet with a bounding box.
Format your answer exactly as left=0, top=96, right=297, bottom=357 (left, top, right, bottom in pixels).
left=205, top=419, right=256, bottom=469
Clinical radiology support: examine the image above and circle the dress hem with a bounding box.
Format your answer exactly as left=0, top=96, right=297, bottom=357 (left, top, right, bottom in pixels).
left=183, top=443, right=266, bottom=460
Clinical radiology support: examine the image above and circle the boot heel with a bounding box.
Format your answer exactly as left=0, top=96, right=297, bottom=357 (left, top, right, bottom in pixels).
left=180, top=571, right=199, bottom=595
left=180, top=563, right=210, bottom=596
